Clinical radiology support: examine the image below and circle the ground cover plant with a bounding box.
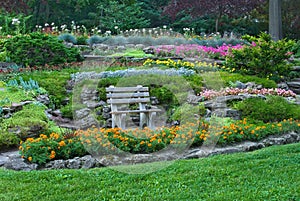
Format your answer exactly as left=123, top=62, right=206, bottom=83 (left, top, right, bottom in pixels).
left=1, top=143, right=299, bottom=200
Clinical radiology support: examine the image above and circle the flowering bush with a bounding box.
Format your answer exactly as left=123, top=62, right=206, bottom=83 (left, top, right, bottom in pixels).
left=225, top=32, right=295, bottom=81
left=76, top=124, right=197, bottom=154
left=143, top=58, right=220, bottom=72
left=198, top=88, right=297, bottom=100
left=152, top=44, right=244, bottom=59
left=19, top=132, right=87, bottom=165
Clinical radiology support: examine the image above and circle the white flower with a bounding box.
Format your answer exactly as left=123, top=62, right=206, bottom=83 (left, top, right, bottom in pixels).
left=51, top=22, right=55, bottom=26
left=71, top=21, right=75, bottom=24
left=12, top=18, right=20, bottom=25
left=97, top=30, right=101, bottom=33
left=163, top=25, right=167, bottom=29
left=45, top=23, right=49, bottom=26
left=39, top=25, right=42, bottom=29
left=0, top=27, right=2, bottom=30
left=114, top=26, right=118, bottom=29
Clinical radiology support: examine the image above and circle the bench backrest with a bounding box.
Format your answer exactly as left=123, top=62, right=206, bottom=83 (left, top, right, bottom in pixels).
left=106, top=85, right=150, bottom=111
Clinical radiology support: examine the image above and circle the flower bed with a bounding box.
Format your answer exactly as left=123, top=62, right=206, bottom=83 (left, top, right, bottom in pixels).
left=198, top=88, right=297, bottom=100
left=152, top=44, right=244, bottom=58
left=143, top=58, right=220, bottom=71
left=19, top=119, right=300, bottom=165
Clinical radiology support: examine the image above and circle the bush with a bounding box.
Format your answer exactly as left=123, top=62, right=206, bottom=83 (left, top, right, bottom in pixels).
left=225, top=32, right=295, bottom=82
left=87, top=35, right=109, bottom=46
left=234, top=96, right=300, bottom=123
left=19, top=132, right=87, bottom=165
left=58, top=33, right=77, bottom=44
left=3, top=32, right=83, bottom=67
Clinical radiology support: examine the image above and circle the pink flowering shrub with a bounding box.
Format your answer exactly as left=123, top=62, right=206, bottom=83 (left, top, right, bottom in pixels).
left=152, top=44, right=244, bottom=59
left=198, top=88, right=296, bottom=100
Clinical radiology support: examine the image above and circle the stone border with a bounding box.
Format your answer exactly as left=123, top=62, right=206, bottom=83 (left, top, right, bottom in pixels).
left=1, top=131, right=299, bottom=171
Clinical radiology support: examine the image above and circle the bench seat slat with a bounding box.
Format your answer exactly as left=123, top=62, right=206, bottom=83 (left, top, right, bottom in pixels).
left=106, top=87, right=148, bottom=92
left=107, top=92, right=149, bottom=98
left=108, top=98, right=150, bottom=104
left=111, top=109, right=161, bottom=114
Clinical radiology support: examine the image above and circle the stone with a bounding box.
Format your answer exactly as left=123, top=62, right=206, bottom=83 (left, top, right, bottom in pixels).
left=187, top=94, right=203, bottom=104
left=75, top=114, right=98, bottom=129
left=211, top=108, right=241, bottom=120
left=66, top=157, right=81, bottom=169
left=277, top=82, right=289, bottom=90
left=143, top=47, right=154, bottom=54
left=81, top=155, right=97, bottom=169
left=287, top=81, right=300, bottom=94
left=45, top=160, right=66, bottom=169
left=85, top=101, right=102, bottom=109
left=36, top=94, right=50, bottom=105
left=3, top=151, right=37, bottom=171
left=74, top=108, right=91, bottom=119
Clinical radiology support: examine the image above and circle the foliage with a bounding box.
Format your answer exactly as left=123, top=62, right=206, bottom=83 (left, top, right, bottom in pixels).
left=86, top=35, right=109, bottom=46
left=2, top=104, right=49, bottom=139
left=225, top=32, right=296, bottom=82
left=219, top=71, right=277, bottom=88
left=192, top=37, right=247, bottom=48
left=0, top=129, right=20, bottom=149
left=97, top=1, right=150, bottom=32
left=58, top=33, right=77, bottom=44
left=3, top=32, right=83, bottom=67
left=19, top=132, right=87, bottom=165
left=163, top=0, right=267, bottom=33
left=234, top=96, right=300, bottom=123
left=20, top=68, right=78, bottom=109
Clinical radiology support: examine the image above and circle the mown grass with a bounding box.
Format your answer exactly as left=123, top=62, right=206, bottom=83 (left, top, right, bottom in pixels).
left=0, top=143, right=299, bottom=201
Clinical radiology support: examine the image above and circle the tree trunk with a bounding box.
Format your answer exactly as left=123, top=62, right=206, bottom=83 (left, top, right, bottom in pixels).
left=269, top=0, right=282, bottom=40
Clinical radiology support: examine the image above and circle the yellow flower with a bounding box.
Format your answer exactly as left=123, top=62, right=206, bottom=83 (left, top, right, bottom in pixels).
left=277, top=123, right=282, bottom=127
left=28, top=157, right=32, bottom=162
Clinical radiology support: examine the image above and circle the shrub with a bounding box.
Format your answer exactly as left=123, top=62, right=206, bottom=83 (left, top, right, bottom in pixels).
left=225, top=32, right=295, bottom=82
left=19, top=132, right=87, bottom=165
left=58, top=33, right=77, bottom=44
left=234, top=96, right=300, bottom=123
left=3, top=32, right=83, bottom=67
left=76, top=35, right=88, bottom=45
left=87, top=35, right=109, bottom=46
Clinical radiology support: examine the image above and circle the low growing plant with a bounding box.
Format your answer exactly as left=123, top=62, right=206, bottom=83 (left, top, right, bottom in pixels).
left=234, top=96, right=300, bottom=122
left=19, top=132, right=87, bottom=165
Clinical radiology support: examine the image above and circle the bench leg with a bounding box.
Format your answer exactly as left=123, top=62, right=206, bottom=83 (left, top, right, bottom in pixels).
left=147, top=112, right=157, bottom=129
left=113, top=114, right=126, bottom=129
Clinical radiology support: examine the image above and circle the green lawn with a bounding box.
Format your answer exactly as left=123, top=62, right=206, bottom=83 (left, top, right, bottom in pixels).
left=0, top=143, right=299, bottom=201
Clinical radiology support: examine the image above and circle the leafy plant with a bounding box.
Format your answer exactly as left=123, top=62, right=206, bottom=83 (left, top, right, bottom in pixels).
left=225, top=32, right=296, bottom=82
left=58, top=33, right=77, bottom=44
left=234, top=96, right=300, bottom=122
left=19, top=132, right=87, bottom=165
left=3, top=32, right=83, bottom=67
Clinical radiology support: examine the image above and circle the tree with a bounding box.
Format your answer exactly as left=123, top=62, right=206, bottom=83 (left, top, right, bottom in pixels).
left=163, top=0, right=267, bottom=32
left=97, top=1, right=150, bottom=31
left=0, top=0, right=30, bottom=14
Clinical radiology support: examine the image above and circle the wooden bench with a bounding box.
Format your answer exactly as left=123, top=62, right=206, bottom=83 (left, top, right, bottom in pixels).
left=106, top=85, right=161, bottom=129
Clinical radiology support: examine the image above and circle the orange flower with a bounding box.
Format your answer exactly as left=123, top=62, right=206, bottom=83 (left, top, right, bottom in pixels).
left=58, top=141, right=66, bottom=147
left=28, top=157, right=32, bottom=162
left=147, top=143, right=152, bottom=147
left=277, top=123, right=282, bottom=127
left=140, top=141, right=145, bottom=145
left=251, top=130, right=255, bottom=134
left=50, top=150, right=56, bottom=159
